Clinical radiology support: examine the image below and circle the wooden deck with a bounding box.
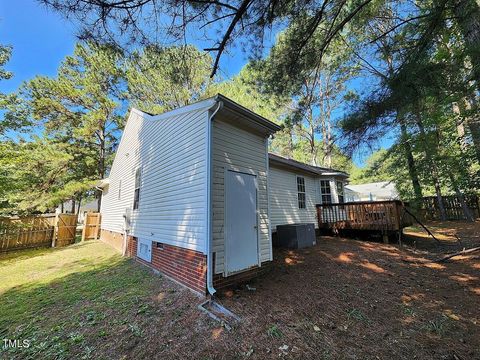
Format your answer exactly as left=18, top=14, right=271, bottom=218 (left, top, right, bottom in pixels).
left=316, top=200, right=413, bottom=233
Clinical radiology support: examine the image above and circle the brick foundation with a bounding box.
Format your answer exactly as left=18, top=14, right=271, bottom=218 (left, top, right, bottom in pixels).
left=102, top=230, right=268, bottom=295
left=127, top=236, right=207, bottom=294
left=126, top=235, right=137, bottom=257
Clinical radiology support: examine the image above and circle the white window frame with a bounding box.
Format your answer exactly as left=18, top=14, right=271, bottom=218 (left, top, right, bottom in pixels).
left=320, top=180, right=332, bottom=204
left=296, top=176, right=306, bottom=209
left=133, top=167, right=141, bottom=210
left=336, top=181, right=345, bottom=204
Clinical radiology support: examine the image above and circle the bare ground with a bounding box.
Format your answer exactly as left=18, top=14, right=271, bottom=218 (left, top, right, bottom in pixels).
left=1, top=221, right=479, bottom=360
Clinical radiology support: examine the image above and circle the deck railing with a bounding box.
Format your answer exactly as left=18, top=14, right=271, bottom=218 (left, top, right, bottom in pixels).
left=316, top=200, right=412, bottom=232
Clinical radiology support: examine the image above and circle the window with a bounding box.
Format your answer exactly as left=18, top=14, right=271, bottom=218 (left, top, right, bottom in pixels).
left=118, top=179, right=122, bottom=200
left=320, top=180, right=332, bottom=204
left=297, top=176, right=306, bottom=209
left=336, top=181, right=345, bottom=203
left=133, top=168, right=141, bottom=210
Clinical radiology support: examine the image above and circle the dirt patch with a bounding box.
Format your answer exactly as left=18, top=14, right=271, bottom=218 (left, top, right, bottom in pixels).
left=403, top=220, right=480, bottom=253
left=213, top=222, right=480, bottom=359
left=2, top=223, right=479, bottom=359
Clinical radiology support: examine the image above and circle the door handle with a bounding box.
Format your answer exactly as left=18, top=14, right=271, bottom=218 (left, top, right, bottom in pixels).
left=254, top=225, right=258, bottom=229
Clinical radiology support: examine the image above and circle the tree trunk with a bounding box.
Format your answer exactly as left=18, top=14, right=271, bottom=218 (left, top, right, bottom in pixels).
left=453, top=0, right=480, bottom=85
left=466, top=96, right=480, bottom=162
left=398, top=114, right=423, bottom=205
left=321, top=120, right=333, bottom=167
left=448, top=173, right=475, bottom=221
left=467, top=119, right=480, bottom=161
left=310, top=139, right=317, bottom=165
left=454, top=98, right=480, bottom=163
left=76, top=197, right=82, bottom=215
left=384, top=54, right=423, bottom=205
left=308, top=115, right=318, bottom=166
left=97, top=127, right=106, bottom=212
left=452, top=102, right=467, bottom=151
left=71, top=198, right=76, bottom=214
left=415, top=112, right=447, bottom=221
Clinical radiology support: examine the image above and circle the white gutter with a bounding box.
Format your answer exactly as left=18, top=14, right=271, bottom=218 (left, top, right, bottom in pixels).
left=206, top=100, right=223, bottom=296
left=265, top=136, right=273, bottom=261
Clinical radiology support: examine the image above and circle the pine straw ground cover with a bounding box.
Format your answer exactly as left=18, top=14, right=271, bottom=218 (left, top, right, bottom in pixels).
left=0, top=222, right=479, bottom=359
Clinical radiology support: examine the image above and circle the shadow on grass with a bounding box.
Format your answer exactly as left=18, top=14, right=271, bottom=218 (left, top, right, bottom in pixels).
left=0, top=242, right=94, bottom=264
left=0, top=257, right=162, bottom=359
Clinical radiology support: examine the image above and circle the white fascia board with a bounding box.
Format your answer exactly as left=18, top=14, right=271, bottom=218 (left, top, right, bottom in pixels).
left=132, top=99, right=217, bottom=122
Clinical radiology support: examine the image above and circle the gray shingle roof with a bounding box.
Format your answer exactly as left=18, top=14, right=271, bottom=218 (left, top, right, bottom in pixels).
left=268, top=153, right=349, bottom=178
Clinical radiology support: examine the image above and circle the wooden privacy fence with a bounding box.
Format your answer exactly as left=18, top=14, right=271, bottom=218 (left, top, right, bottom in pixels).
left=316, top=200, right=413, bottom=233
left=82, top=212, right=101, bottom=241
left=54, top=214, right=78, bottom=247
left=0, top=213, right=78, bottom=252
left=421, top=195, right=480, bottom=221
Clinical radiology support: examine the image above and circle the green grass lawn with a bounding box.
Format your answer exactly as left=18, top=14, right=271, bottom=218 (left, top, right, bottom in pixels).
left=0, top=241, right=206, bottom=360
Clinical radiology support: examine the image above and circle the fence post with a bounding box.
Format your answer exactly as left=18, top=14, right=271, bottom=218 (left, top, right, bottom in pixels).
left=94, top=213, right=101, bottom=240
left=81, top=214, right=87, bottom=242
left=52, top=213, right=59, bottom=248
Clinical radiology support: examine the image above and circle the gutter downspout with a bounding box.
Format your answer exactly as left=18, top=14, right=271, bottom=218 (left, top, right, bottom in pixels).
left=122, top=214, right=129, bottom=256
left=207, top=100, right=223, bottom=296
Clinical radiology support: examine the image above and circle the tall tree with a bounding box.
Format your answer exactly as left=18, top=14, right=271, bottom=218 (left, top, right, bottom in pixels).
left=207, top=63, right=286, bottom=120
left=0, top=138, right=93, bottom=215
left=290, top=41, right=357, bottom=167
left=24, top=42, right=126, bottom=210
left=126, top=45, right=212, bottom=114
left=452, top=0, right=480, bottom=85
left=39, top=0, right=378, bottom=78
left=0, top=44, right=30, bottom=135
left=347, top=2, right=425, bottom=204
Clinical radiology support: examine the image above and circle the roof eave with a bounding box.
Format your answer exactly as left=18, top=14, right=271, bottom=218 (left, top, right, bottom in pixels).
left=96, top=178, right=110, bottom=188
left=268, top=153, right=349, bottom=178
left=215, top=94, right=281, bottom=134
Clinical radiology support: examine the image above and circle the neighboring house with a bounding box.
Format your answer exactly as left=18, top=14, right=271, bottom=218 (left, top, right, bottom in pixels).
left=98, top=94, right=349, bottom=296
left=345, top=181, right=399, bottom=202
left=55, top=199, right=98, bottom=223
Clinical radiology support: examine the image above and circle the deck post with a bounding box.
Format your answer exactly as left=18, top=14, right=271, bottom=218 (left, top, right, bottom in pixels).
left=382, top=233, right=389, bottom=244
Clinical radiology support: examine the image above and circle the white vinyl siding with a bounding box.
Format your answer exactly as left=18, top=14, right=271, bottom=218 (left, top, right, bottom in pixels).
left=100, top=110, right=143, bottom=236
left=100, top=108, right=209, bottom=253
left=211, top=115, right=270, bottom=275
left=269, top=165, right=318, bottom=230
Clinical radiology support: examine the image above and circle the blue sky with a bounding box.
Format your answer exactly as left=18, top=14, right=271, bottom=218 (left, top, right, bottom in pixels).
left=0, top=0, right=389, bottom=166
left=0, top=0, right=247, bottom=93
left=0, top=1, right=78, bottom=93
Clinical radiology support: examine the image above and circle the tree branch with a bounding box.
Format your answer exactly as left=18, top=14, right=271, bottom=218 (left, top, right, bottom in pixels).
left=206, top=0, right=252, bottom=77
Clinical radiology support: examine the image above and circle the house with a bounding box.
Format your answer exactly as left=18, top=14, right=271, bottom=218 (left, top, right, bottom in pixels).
left=345, top=181, right=398, bottom=202
left=55, top=198, right=98, bottom=223
left=98, top=94, right=349, bottom=295
left=268, top=154, right=348, bottom=231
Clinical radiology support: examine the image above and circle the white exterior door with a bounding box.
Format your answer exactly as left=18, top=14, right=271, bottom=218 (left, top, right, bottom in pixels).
left=225, top=170, right=259, bottom=274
